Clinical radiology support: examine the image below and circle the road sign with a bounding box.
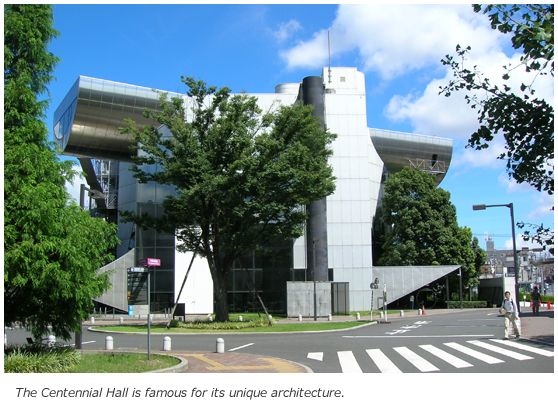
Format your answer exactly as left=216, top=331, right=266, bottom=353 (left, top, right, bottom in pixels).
left=127, top=269, right=148, bottom=305
left=127, top=267, right=148, bottom=273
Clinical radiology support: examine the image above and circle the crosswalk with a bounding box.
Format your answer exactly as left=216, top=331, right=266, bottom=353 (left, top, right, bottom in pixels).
left=307, top=339, right=553, bottom=373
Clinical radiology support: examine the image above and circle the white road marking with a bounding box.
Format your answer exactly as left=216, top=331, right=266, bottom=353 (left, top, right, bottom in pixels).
left=228, top=343, right=254, bottom=352
left=489, top=339, right=554, bottom=357
left=343, top=334, right=494, bottom=338
left=444, top=342, right=504, bottom=364
left=467, top=340, right=533, bottom=361
left=337, top=351, right=362, bottom=373
left=394, top=347, right=439, bottom=372
left=366, top=349, right=402, bottom=373
left=419, top=344, right=473, bottom=368
left=307, top=352, right=324, bottom=361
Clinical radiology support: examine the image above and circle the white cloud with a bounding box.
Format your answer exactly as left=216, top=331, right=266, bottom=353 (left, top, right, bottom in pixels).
left=498, top=172, right=533, bottom=193
left=280, top=4, right=553, bottom=136
left=280, top=4, right=500, bottom=79
left=279, top=29, right=329, bottom=69
left=451, top=143, right=507, bottom=171
left=524, top=193, right=555, bottom=220
left=272, top=19, right=302, bottom=43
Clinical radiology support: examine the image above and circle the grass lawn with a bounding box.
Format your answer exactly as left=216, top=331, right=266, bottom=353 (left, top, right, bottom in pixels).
left=70, top=352, right=180, bottom=373
left=93, top=321, right=373, bottom=334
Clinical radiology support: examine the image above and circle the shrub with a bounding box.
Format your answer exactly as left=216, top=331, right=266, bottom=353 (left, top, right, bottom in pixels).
left=172, top=317, right=273, bottom=330
left=519, top=293, right=554, bottom=304
left=4, top=345, right=81, bottom=373
left=168, top=319, right=180, bottom=328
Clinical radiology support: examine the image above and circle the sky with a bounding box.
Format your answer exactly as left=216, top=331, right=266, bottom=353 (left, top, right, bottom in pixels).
left=46, top=3, right=554, bottom=256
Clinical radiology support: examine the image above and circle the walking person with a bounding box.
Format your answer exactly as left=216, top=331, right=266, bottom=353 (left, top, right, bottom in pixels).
left=500, top=291, right=520, bottom=339
left=531, top=287, right=541, bottom=315
left=410, top=295, right=415, bottom=310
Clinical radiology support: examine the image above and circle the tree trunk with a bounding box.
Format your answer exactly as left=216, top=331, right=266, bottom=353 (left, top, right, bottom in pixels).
left=212, top=267, right=230, bottom=322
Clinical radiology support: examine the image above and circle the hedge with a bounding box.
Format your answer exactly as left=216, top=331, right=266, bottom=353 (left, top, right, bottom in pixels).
left=518, top=293, right=554, bottom=304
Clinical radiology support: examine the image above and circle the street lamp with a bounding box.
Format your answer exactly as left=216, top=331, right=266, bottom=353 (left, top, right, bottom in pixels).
left=473, top=203, right=520, bottom=313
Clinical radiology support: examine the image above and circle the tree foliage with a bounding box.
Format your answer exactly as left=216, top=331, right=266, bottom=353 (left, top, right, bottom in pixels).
left=379, top=167, right=486, bottom=292
left=120, top=76, right=337, bottom=322
left=4, top=4, right=119, bottom=340
left=440, top=4, right=554, bottom=254
left=441, top=4, right=554, bottom=196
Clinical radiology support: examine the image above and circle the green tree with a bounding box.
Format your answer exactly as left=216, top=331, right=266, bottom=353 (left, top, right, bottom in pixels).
left=120, top=76, right=337, bottom=322
left=378, top=167, right=485, bottom=294
left=4, top=4, right=119, bottom=340
left=441, top=4, right=553, bottom=195
left=441, top=4, right=554, bottom=254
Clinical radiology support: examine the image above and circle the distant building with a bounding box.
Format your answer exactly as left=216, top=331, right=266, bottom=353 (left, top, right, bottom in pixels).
left=53, top=67, right=460, bottom=316
left=479, top=236, right=554, bottom=302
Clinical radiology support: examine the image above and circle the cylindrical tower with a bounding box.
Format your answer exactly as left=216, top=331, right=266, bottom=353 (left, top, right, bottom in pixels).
left=301, top=76, right=328, bottom=282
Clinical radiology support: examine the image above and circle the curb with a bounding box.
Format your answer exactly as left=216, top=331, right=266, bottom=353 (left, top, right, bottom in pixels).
left=87, top=320, right=378, bottom=336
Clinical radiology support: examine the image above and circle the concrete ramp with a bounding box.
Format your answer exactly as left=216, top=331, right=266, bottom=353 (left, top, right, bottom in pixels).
left=372, top=265, right=461, bottom=308
left=93, top=248, right=136, bottom=312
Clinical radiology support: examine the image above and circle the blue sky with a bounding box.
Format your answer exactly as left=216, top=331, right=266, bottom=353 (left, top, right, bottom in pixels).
left=46, top=3, right=554, bottom=255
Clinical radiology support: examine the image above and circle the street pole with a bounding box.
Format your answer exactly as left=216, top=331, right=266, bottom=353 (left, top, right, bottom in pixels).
left=473, top=203, right=520, bottom=312
left=458, top=267, right=463, bottom=310
left=147, top=268, right=151, bottom=361
left=509, top=203, right=520, bottom=314
left=383, top=283, right=387, bottom=322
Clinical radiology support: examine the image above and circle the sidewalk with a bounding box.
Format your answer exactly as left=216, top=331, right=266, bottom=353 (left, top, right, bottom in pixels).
left=89, top=306, right=553, bottom=373
left=516, top=307, right=554, bottom=344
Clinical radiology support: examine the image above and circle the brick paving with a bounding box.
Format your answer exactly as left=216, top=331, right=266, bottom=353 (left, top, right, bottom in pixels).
left=517, top=307, right=554, bottom=344
left=170, top=351, right=311, bottom=373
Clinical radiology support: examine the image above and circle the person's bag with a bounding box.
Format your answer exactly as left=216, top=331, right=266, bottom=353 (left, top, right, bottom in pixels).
left=499, top=307, right=507, bottom=315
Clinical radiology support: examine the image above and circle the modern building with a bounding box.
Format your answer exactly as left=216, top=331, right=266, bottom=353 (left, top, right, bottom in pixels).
left=53, top=67, right=460, bottom=316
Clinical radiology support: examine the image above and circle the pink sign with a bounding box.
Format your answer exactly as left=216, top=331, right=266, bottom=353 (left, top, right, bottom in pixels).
left=138, top=258, right=161, bottom=267
left=147, top=258, right=161, bottom=266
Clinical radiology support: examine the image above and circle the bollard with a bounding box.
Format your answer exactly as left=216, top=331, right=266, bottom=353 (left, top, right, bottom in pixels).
left=163, top=336, right=171, bottom=351
left=238, top=315, right=243, bottom=322
left=328, top=314, right=332, bottom=321
left=298, top=314, right=302, bottom=322
left=105, top=336, right=113, bottom=350
left=418, top=309, right=422, bottom=315
left=400, top=310, right=404, bottom=317
left=90, top=317, right=95, bottom=325
left=47, top=335, right=56, bottom=347
left=356, top=312, right=360, bottom=320
left=119, top=317, right=124, bottom=325
left=216, top=338, right=225, bottom=353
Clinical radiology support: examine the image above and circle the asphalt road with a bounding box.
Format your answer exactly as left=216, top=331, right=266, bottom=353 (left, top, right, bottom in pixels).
left=6, top=309, right=554, bottom=373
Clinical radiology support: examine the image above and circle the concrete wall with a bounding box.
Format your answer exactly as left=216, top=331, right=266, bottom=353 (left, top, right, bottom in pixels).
left=287, top=281, right=332, bottom=317
left=174, top=248, right=214, bottom=314
left=370, top=265, right=462, bottom=310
